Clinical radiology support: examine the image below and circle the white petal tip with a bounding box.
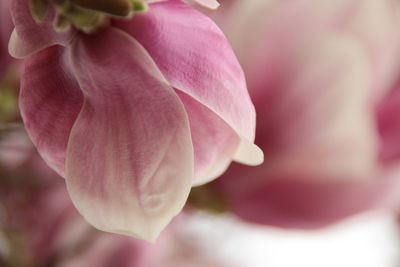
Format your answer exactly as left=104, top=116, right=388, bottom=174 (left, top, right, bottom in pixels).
left=186, top=0, right=220, bottom=10
left=205, top=1, right=220, bottom=10
left=233, top=138, right=264, bottom=166
left=8, top=29, right=25, bottom=59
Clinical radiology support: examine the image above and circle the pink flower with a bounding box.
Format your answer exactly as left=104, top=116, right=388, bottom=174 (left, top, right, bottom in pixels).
left=207, top=0, right=400, bottom=228
left=8, top=0, right=262, bottom=240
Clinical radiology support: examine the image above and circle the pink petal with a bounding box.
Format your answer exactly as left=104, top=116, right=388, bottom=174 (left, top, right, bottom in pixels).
left=377, top=82, right=400, bottom=163
left=251, top=33, right=379, bottom=181
left=9, top=0, right=75, bottom=58
left=114, top=0, right=263, bottom=166
left=175, top=91, right=240, bottom=184
left=213, top=163, right=400, bottom=229
left=19, top=46, right=83, bottom=176
left=66, top=28, right=193, bottom=241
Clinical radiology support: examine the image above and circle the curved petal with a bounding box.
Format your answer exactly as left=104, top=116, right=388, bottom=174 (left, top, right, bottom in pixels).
left=9, top=0, right=75, bottom=58
left=114, top=0, right=263, bottom=166
left=66, top=28, right=193, bottom=241
left=213, top=163, right=400, bottom=229
left=20, top=46, right=83, bottom=177
left=175, top=91, right=240, bottom=185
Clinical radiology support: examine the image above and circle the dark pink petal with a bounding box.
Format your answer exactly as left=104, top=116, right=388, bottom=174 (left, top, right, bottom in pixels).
left=377, top=83, right=400, bottom=163
left=9, top=0, right=75, bottom=58
left=66, top=28, right=193, bottom=241
left=213, top=163, right=400, bottom=229
left=114, top=0, right=263, bottom=167
left=20, top=46, right=83, bottom=176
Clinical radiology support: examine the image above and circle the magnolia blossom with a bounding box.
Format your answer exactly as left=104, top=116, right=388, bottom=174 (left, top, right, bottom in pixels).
left=207, top=0, right=400, bottom=228
left=8, top=0, right=262, bottom=241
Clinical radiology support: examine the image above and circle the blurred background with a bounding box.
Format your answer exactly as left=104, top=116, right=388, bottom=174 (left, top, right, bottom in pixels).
left=3, top=0, right=400, bottom=266
left=0, top=124, right=399, bottom=267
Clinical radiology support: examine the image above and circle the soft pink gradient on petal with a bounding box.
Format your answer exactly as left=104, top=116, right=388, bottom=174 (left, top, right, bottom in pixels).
left=9, top=0, right=75, bottom=58
left=65, top=28, right=193, bottom=241
left=114, top=0, right=263, bottom=166
left=19, top=46, right=83, bottom=177
left=175, top=91, right=240, bottom=184
left=251, top=37, right=379, bottom=182
left=0, top=0, right=13, bottom=78
left=213, top=0, right=400, bottom=103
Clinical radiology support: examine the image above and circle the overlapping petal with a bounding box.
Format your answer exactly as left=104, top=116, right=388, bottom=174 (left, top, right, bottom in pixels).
left=20, top=46, right=83, bottom=176
left=175, top=91, right=240, bottom=184
left=114, top=0, right=263, bottom=169
left=9, top=0, right=75, bottom=58
left=15, top=0, right=261, bottom=240
left=66, top=28, right=193, bottom=241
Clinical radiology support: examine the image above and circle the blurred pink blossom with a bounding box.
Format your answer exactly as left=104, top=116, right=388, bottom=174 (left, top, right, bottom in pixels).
left=207, top=0, right=400, bottom=228
left=0, top=132, right=83, bottom=266
left=61, top=214, right=229, bottom=267
left=0, top=133, right=228, bottom=266
left=8, top=0, right=262, bottom=241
